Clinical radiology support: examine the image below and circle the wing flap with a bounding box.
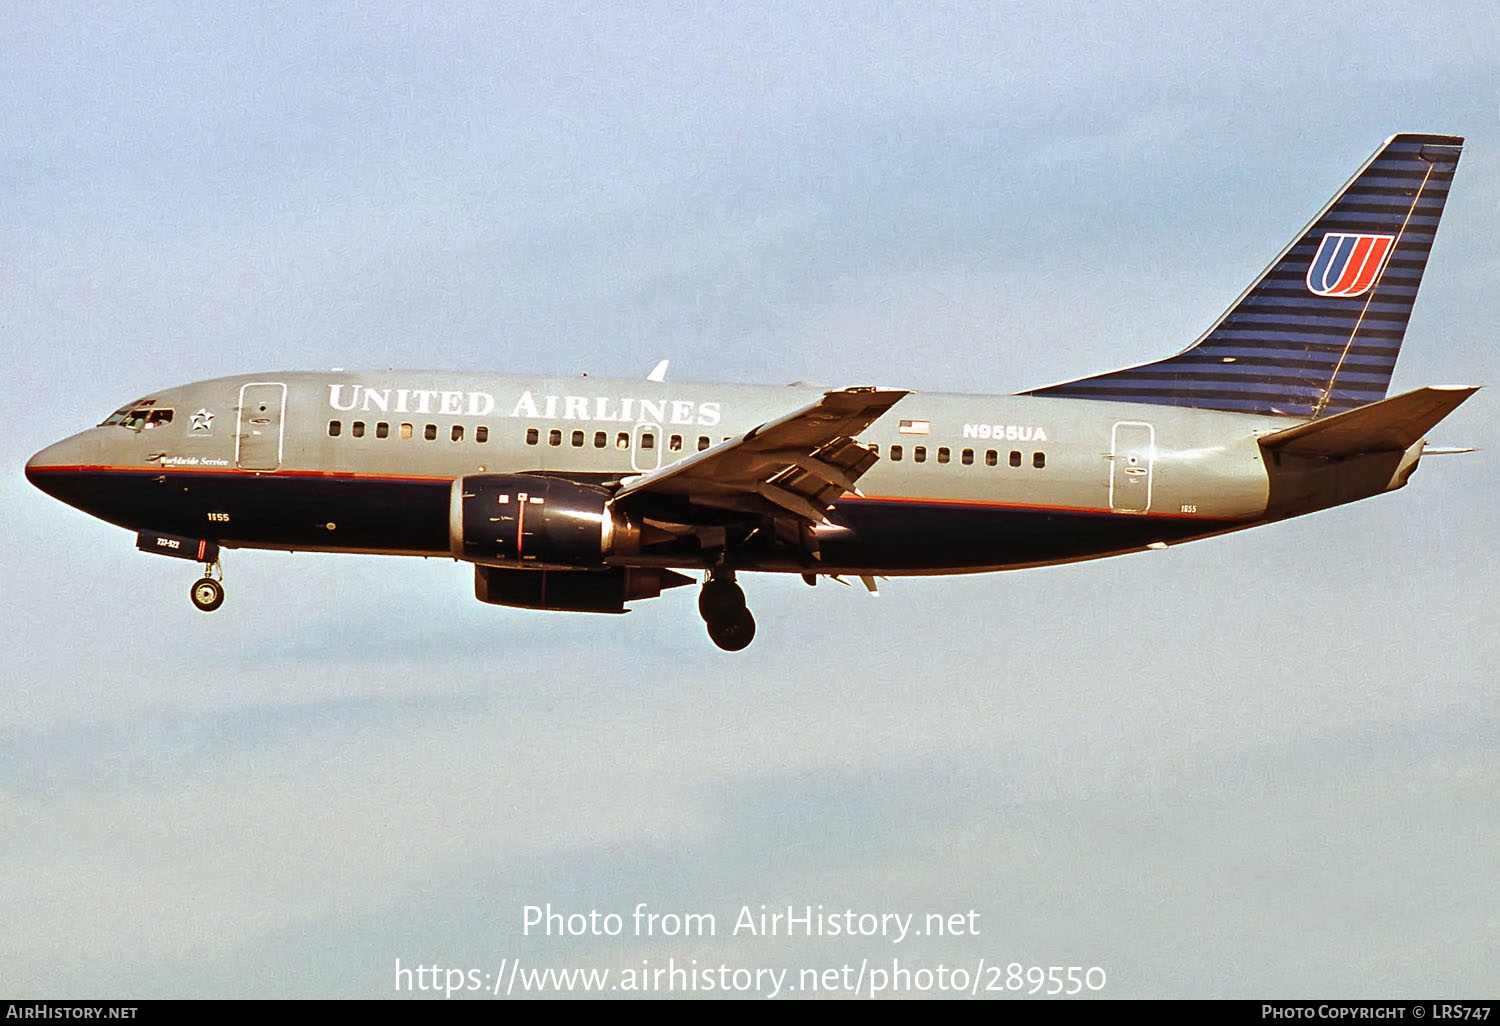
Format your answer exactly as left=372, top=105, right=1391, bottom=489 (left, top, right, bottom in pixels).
left=1258, top=385, right=1479, bottom=459
left=613, top=387, right=907, bottom=522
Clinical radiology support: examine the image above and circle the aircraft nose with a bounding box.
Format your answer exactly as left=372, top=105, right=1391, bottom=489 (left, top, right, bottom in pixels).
left=26, top=434, right=94, bottom=498
left=27, top=442, right=64, bottom=496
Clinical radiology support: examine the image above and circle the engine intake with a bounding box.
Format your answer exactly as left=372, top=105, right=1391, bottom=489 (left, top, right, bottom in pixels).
left=449, top=474, right=640, bottom=569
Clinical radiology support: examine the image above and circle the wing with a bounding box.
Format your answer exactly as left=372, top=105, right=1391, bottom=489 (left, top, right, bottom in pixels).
left=612, top=387, right=907, bottom=531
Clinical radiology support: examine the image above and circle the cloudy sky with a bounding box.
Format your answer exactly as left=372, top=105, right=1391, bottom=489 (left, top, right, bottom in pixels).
left=4, top=0, right=1498, bottom=998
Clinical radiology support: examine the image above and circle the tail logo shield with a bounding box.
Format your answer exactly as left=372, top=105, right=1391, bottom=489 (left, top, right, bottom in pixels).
left=1307, top=232, right=1395, bottom=297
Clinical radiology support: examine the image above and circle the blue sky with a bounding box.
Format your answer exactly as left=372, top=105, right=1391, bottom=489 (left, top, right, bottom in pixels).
left=4, top=1, right=1498, bottom=998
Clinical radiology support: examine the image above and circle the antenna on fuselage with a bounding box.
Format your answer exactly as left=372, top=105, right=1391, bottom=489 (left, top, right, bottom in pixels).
left=647, top=359, right=669, bottom=383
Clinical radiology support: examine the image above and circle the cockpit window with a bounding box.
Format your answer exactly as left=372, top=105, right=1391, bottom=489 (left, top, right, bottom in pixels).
left=102, top=404, right=173, bottom=431
left=124, top=409, right=173, bottom=430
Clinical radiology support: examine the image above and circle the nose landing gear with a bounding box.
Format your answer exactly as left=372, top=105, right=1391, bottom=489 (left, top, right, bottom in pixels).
left=133, top=532, right=226, bottom=613
left=699, top=570, right=755, bottom=651
left=190, top=561, right=224, bottom=612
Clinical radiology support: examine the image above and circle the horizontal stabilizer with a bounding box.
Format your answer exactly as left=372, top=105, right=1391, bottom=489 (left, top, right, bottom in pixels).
left=1258, top=385, right=1478, bottom=458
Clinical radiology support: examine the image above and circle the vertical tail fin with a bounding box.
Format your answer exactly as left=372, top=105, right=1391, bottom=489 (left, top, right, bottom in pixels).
left=1025, top=134, right=1463, bottom=418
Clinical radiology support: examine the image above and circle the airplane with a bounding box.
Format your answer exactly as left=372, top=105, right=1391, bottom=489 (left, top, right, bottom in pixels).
left=25, top=133, right=1477, bottom=651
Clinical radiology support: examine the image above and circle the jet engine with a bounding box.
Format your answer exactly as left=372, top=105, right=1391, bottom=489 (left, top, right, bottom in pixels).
left=449, top=474, right=641, bottom=569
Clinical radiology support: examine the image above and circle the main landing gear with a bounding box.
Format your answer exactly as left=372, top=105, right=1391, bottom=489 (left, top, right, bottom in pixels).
left=190, top=561, right=225, bottom=612
left=699, top=569, right=755, bottom=651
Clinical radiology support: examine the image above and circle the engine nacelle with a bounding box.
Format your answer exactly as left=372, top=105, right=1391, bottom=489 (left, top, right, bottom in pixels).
left=474, top=565, right=694, bottom=613
left=449, top=474, right=640, bottom=569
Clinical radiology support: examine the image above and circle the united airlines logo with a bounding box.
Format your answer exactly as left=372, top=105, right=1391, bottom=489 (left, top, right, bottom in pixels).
left=1306, top=232, right=1395, bottom=298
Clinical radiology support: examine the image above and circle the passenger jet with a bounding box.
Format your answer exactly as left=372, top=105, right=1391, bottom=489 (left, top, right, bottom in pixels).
left=26, top=134, right=1477, bottom=649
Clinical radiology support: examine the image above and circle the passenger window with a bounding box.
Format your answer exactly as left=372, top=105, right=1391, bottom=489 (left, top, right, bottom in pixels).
left=641, top=433, right=655, bottom=450
left=985, top=449, right=997, bottom=466
left=328, top=420, right=342, bottom=437
left=1033, top=451, right=1046, bottom=469
left=961, top=448, right=973, bottom=465
left=451, top=425, right=464, bottom=442
left=376, top=422, right=390, bottom=439
left=424, top=424, right=437, bottom=441
left=571, top=430, right=584, bottom=447
left=616, top=432, right=630, bottom=450
left=475, top=426, right=488, bottom=443
left=1009, top=450, right=1021, bottom=468
left=890, top=444, right=903, bottom=461
left=400, top=423, right=413, bottom=440
left=352, top=421, right=365, bottom=438
left=937, top=447, right=950, bottom=464
left=697, top=436, right=710, bottom=451
left=914, top=446, right=927, bottom=463
left=594, top=431, right=607, bottom=448
left=526, top=428, right=539, bottom=445
left=548, top=429, right=562, bottom=446
left=669, top=434, right=682, bottom=451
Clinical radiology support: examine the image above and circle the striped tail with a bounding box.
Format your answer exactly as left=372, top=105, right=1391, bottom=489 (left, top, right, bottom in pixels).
left=1025, top=134, right=1463, bottom=418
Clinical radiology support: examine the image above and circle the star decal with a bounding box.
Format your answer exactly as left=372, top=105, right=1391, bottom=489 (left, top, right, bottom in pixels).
left=191, top=408, right=215, bottom=432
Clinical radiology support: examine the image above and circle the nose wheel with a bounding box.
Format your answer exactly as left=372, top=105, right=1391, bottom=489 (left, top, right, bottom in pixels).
left=699, top=570, right=755, bottom=651
left=190, top=562, right=225, bottom=612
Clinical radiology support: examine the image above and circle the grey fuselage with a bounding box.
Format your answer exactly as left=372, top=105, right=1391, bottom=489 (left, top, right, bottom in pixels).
left=26, top=370, right=1422, bottom=577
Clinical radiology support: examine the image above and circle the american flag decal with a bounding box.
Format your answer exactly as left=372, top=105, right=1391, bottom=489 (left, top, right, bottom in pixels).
left=1306, top=232, right=1395, bottom=298
left=898, top=419, right=930, bottom=435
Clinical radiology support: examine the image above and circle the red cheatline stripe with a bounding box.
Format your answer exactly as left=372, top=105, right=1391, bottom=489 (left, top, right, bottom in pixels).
left=30, top=465, right=1246, bottom=522
left=27, top=464, right=453, bottom=484
left=841, top=493, right=1241, bottom=521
